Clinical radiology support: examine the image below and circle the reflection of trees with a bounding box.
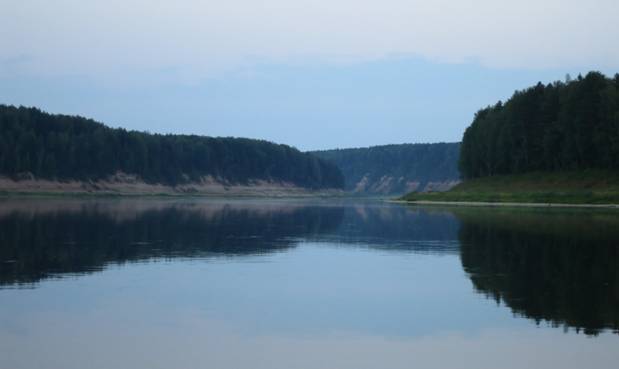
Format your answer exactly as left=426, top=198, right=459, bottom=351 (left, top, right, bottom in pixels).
left=0, top=199, right=344, bottom=287
left=0, top=200, right=465, bottom=288
left=456, top=208, right=619, bottom=335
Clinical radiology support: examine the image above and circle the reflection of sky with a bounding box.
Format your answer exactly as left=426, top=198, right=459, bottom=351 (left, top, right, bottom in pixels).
left=3, top=242, right=618, bottom=369
left=2, top=200, right=619, bottom=369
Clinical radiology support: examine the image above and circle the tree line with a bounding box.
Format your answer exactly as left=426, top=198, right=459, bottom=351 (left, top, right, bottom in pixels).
left=312, top=142, right=460, bottom=193
left=459, top=72, right=619, bottom=179
left=0, top=105, right=344, bottom=189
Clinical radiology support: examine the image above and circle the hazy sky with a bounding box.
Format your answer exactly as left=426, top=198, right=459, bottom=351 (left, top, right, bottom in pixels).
left=2, top=0, right=618, bottom=150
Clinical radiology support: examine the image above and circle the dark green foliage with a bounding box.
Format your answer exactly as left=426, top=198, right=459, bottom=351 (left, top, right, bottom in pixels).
left=459, top=71, right=619, bottom=179
left=0, top=105, right=344, bottom=189
left=311, top=143, right=460, bottom=193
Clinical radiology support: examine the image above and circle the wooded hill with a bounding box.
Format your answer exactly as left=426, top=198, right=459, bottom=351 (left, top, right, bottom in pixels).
left=460, top=71, right=619, bottom=179
left=311, top=143, right=460, bottom=194
left=0, top=105, right=344, bottom=189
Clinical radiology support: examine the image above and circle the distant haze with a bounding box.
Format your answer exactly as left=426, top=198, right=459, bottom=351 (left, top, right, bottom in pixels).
left=2, top=1, right=618, bottom=150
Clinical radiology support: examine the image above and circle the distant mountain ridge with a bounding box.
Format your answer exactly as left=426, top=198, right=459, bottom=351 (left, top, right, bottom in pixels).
left=311, top=142, right=461, bottom=195
left=0, top=105, right=344, bottom=193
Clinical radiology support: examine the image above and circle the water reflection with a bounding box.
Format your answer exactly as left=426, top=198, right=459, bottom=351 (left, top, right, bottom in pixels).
left=455, top=207, right=619, bottom=335
left=0, top=199, right=345, bottom=287
left=321, top=204, right=460, bottom=253
left=1, top=199, right=619, bottom=369
left=1, top=198, right=618, bottom=338
left=0, top=199, right=459, bottom=288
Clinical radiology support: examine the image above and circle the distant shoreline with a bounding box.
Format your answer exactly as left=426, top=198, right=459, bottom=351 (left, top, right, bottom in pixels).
left=392, top=199, right=619, bottom=209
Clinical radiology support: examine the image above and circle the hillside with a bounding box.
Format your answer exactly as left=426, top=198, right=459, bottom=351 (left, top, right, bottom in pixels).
left=0, top=105, right=344, bottom=193
left=405, top=71, right=619, bottom=205
left=311, top=143, right=460, bottom=195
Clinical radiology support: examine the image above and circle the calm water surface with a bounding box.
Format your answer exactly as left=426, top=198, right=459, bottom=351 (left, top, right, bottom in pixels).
left=0, top=198, right=618, bottom=369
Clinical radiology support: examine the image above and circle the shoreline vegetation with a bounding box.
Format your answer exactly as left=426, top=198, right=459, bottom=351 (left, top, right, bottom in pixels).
left=4, top=72, right=619, bottom=203
left=397, top=200, right=619, bottom=209
left=400, top=170, right=619, bottom=207
left=311, top=143, right=460, bottom=195
left=401, top=71, right=619, bottom=207
left=0, top=105, right=344, bottom=191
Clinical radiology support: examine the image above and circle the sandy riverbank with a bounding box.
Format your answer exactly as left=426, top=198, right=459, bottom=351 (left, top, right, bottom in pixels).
left=0, top=174, right=343, bottom=197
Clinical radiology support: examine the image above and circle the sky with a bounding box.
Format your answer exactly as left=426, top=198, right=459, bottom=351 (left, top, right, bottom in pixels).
left=1, top=0, right=619, bottom=150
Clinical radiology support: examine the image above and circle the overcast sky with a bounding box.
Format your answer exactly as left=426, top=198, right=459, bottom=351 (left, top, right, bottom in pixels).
left=2, top=0, right=618, bottom=150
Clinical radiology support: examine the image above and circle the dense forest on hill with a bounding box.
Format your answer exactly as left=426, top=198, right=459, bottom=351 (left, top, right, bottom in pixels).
left=460, top=71, right=619, bottom=179
left=311, top=143, right=460, bottom=194
left=0, top=105, right=344, bottom=189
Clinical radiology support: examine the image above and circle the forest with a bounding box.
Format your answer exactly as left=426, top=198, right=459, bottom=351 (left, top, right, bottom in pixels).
left=312, top=143, right=460, bottom=194
left=459, top=71, right=619, bottom=179
left=0, top=105, right=344, bottom=189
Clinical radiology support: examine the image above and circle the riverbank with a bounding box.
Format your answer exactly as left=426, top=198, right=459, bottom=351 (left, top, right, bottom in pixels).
left=394, top=199, right=619, bottom=209
left=400, top=170, right=619, bottom=206
left=0, top=175, right=344, bottom=198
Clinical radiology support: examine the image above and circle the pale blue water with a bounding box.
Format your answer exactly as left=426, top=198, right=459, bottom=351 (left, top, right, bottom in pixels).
left=0, top=198, right=617, bottom=369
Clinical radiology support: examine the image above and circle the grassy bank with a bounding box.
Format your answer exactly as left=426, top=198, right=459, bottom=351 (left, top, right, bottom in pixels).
left=401, top=170, right=619, bottom=204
